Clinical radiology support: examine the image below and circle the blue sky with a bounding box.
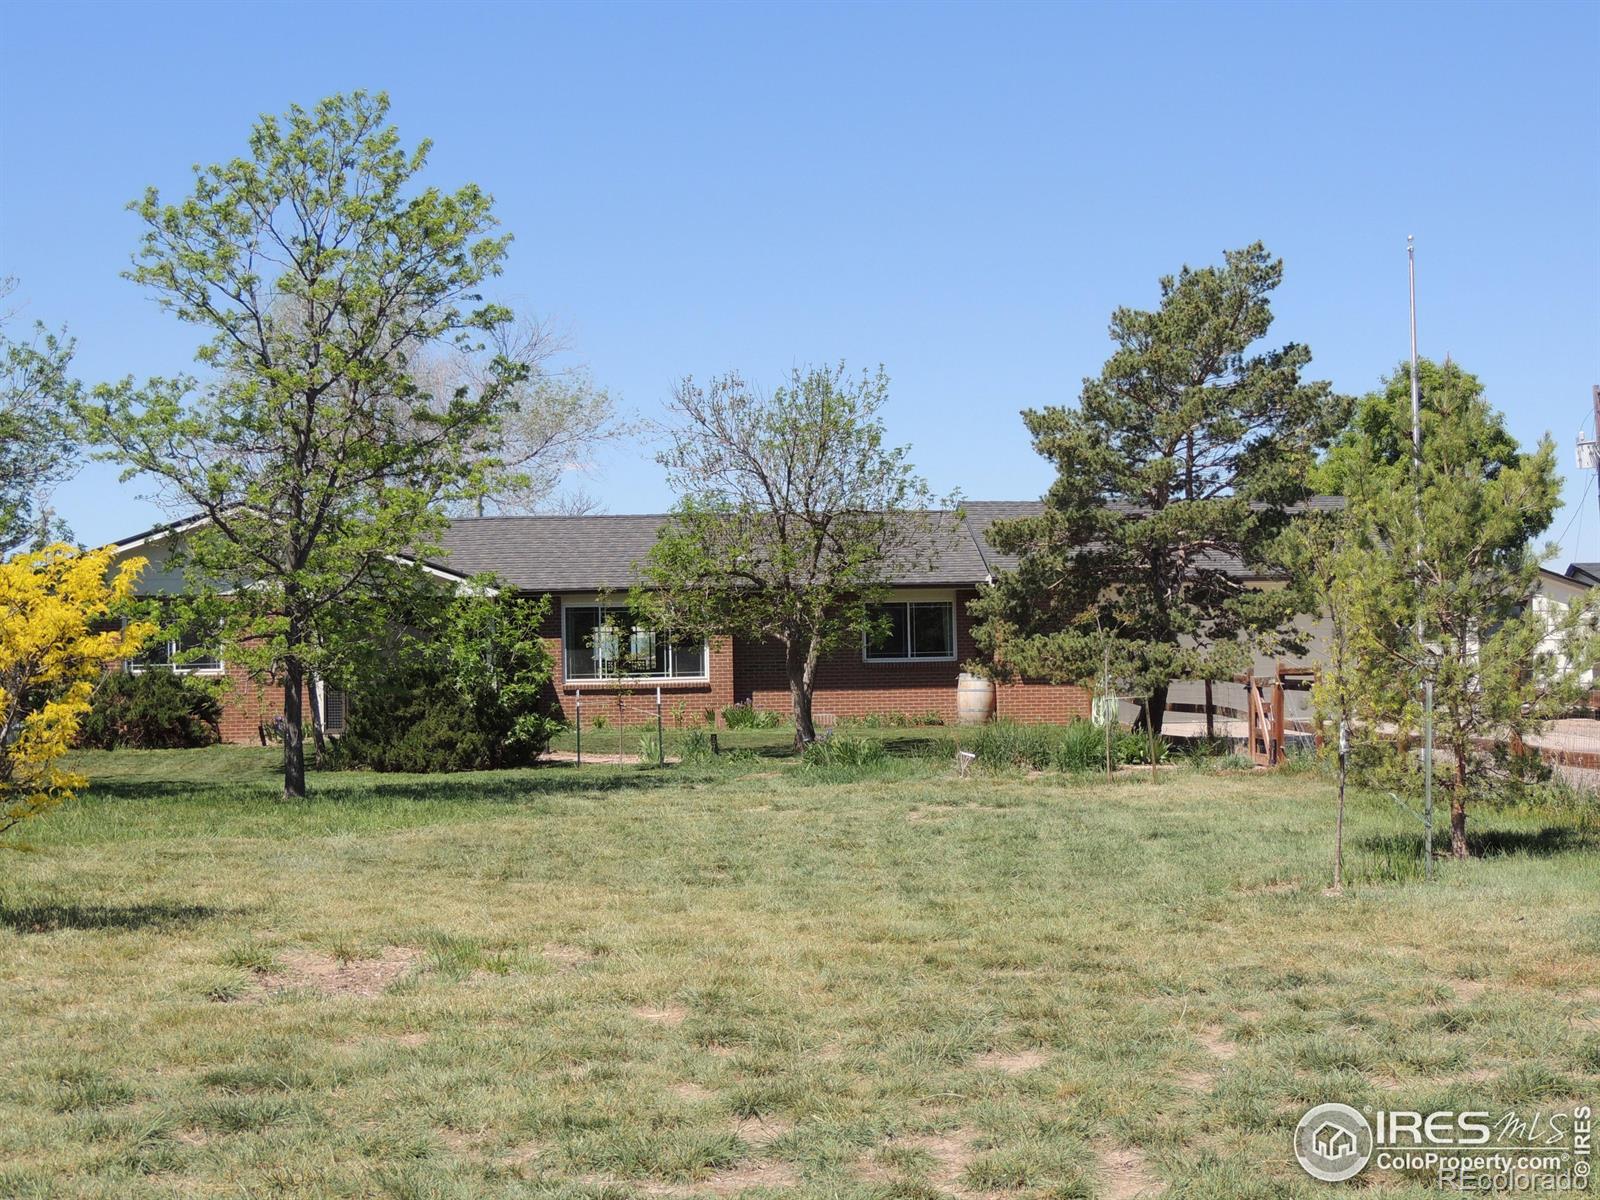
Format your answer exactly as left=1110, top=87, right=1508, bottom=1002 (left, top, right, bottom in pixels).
left=3, top=1, right=1597, bottom=557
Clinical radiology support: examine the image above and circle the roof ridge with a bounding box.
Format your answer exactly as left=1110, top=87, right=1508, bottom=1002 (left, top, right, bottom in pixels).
left=447, top=512, right=669, bottom=523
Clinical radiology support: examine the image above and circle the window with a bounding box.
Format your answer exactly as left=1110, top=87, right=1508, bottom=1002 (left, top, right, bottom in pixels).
left=321, top=686, right=347, bottom=734
left=129, top=605, right=223, bottom=674
left=865, top=600, right=955, bottom=662
left=562, top=604, right=707, bottom=681
left=131, top=629, right=223, bottom=674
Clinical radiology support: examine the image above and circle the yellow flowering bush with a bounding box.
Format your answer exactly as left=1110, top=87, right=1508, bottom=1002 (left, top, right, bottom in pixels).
left=1, top=544, right=154, bottom=836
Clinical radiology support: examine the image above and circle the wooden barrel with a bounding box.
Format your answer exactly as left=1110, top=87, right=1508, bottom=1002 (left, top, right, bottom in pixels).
left=956, top=672, right=996, bottom=725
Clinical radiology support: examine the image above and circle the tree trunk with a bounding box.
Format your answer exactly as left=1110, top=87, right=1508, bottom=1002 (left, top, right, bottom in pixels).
left=1333, top=733, right=1346, bottom=892
left=282, top=653, right=307, bottom=800
left=786, top=640, right=817, bottom=749
left=1450, top=755, right=1469, bottom=859
left=1135, top=683, right=1169, bottom=736
left=1203, top=678, right=1215, bottom=741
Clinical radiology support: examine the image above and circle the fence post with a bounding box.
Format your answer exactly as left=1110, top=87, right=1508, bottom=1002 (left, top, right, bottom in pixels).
left=656, top=686, right=664, bottom=767
left=1271, top=676, right=1285, bottom=766
left=575, top=689, right=582, bottom=768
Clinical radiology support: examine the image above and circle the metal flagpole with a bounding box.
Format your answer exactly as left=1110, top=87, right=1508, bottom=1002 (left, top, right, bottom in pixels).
left=1409, top=237, right=1434, bottom=880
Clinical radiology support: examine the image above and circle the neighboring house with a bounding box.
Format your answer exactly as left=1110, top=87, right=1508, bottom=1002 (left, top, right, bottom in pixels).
left=1536, top=565, right=1599, bottom=688
left=107, top=502, right=1096, bottom=744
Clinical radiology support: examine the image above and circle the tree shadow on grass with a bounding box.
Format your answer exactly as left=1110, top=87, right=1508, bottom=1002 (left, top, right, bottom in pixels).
left=81, top=764, right=694, bottom=806
left=1357, top=825, right=1595, bottom=862
left=876, top=734, right=953, bottom=758
left=332, top=767, right=690, bottom=803
left=82, top=778, right=254, bottom=801
left=1468, top=827, right=1595, bottom=857
left=0, top=901, right=222, bottom=933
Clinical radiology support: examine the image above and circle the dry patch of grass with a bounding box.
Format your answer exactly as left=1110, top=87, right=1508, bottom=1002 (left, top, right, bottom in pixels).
left=640, top=1159, right=801, bottom=1196
left=1095, top=1140, right=1165, bottom=1198
left=731, top=1114, right=791, bottom=1147
left=246, top=945, right=422, bottom=1000
left=542, top=941, right=600, bottom=970
left=972, top=1047, right=1048, bottom=1074
left=1195, top=1023, right=1237, bottom=1061
left=859, top=1127, right=985, bottom=1196
left=633, top=1003, right=688, bottom=1026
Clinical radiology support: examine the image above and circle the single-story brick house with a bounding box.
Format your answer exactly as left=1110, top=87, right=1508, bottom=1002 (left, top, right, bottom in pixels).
left=107, top=502, right=1099, bottom=743
left=105, top=501, right=1600, bottom=745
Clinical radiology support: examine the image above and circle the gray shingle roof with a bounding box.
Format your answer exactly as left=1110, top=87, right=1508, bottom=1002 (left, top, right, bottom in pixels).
left=427, top=498, right=1340, bottom=593
left=432, top=509, right=999, bottom=591
left=434, top=514, right=670, bottom=591
left=1568, top=563, right=1600, bottom=586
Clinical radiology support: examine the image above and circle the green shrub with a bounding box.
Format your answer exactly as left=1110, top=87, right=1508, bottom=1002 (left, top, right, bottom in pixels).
left=678, top=729, right=715, bottom=764
left=637, top=732, right=663, bottom=766
left=76, top=670, right=223, bottom=749
left=1276, top=746, right=1323, bottom=775
left=1187, top=751, right=1256, bottom=774
left=722, top=702, right=780, bottom=730
left=333, top=669, right=501, bottom=773
left=1051, top=719, right=1105, bottom=772
left=839, top=710, right=946, bottom=729
left=1116, top=730, right=1168, bottom=765
left=1170, top=735, right=1233, bottom=762
left=969, top=721, right=1056, bottom=770
left=802, top=735, right=888, bottom=769
left=335, top=589, right=562, bottom=773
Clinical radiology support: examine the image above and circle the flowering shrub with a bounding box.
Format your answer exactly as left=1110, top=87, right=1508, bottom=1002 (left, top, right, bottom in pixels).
left=1, top=544, right=153, bottom=835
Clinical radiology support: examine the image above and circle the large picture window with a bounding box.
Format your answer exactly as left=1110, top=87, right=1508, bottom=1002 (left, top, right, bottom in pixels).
left=562, top=604, right=707, bottom=681
left=864, top=600, right=955, bottom=662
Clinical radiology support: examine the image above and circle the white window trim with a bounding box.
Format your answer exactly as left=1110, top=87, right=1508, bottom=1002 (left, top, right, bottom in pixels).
left=559, top=596, right=710, bottom=684
left=862, top=594, right=958, bottom=664
left=129, top=640, right=226, bottom=677
left=123, top=609, right=226, bottom=677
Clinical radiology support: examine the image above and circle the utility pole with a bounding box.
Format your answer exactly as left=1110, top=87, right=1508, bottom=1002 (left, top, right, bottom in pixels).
left=1408, top=236, right=1435, bottom=881
left=1574, top=386, right=1600, bottom=542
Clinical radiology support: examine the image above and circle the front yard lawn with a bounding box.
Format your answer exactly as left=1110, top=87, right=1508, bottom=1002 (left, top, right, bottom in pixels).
left=2, top=745, right=1596, bottom=1197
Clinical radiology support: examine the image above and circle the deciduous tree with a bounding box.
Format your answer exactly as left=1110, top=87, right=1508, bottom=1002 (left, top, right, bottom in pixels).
left=0, top=279, right=80, bottom=554
left=1277, top=508, right=1389, bottom=890
left=82, top=92, right=520, bottom=798
left=641, top=364, right=948, bottom=746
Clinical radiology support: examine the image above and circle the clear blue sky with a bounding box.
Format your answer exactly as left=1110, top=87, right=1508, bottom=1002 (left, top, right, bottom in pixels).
left=3, top=1, right=1597, bottom=558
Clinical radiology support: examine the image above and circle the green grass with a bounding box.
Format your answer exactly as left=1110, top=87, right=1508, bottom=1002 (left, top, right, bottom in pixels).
left=2, top=744, right=1597, bottom=1197
left=546, top=721, right=951, bottom=758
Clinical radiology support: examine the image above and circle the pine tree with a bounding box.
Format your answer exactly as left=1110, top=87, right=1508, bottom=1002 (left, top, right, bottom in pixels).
left=972, top=244, right=1348, bottom=730
left=1319, top=359, right=1598, bottom=859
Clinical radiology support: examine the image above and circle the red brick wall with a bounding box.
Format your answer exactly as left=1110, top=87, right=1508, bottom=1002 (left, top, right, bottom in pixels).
left=733, top=589, right=1091, bottom=725
left=216, top=663, right=285, bottom=745
left=993, top=679, right=1093, bottom=724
